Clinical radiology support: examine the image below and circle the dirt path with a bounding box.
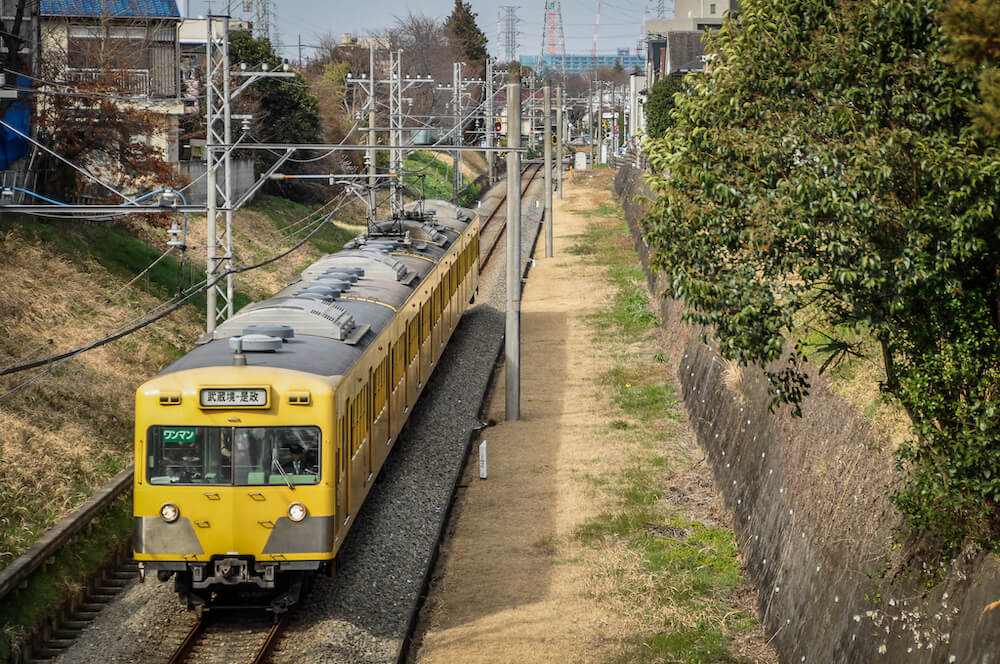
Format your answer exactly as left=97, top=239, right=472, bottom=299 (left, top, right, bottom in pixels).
left=410, top=172, right=776, bottom=663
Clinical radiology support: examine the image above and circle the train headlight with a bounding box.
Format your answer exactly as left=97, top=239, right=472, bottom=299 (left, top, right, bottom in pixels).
left=288, top=502, right=308, bottom=522
left=160, top=503, right=180, bottom=523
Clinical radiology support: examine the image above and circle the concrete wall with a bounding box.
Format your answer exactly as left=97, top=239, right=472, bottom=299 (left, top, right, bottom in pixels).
left=614, top=165, right=1000, bottom=663
left=178, top=158, right=256, bottom=206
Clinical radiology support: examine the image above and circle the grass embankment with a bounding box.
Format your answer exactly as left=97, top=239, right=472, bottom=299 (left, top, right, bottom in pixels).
left=403, top=150, right=482, bottom=208
left=0, top=194, right=358, bottom=658
left=567, top=182, right=758, bottom=663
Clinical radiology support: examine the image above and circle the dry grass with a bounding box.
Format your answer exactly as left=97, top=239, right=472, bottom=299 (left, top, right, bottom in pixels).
left=721, top=356, right=745, bottom=396
left=0, top=197, right=363, bottom=568
left=414, top=172, right=774, bottom=664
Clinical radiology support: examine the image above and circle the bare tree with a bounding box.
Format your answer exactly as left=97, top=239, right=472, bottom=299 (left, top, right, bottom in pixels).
left=36, top=11, right=179, bottom=201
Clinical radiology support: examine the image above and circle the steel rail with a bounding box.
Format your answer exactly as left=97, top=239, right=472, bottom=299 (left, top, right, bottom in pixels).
left=251, top=614, right=289, bottom=664
left=164, top=612, right=287, bottom=664
left=166, top=619, right=208, bottom=664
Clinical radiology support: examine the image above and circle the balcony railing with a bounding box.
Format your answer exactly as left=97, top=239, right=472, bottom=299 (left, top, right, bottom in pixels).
left=65, top=68, right=150, bottom=97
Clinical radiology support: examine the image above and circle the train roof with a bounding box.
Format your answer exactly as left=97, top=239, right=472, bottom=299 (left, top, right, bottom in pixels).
left=159, top=201, right=477, bottom=379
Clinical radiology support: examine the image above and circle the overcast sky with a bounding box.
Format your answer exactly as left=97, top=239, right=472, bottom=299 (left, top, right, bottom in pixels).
left=183, top=0, right=665, bottom=60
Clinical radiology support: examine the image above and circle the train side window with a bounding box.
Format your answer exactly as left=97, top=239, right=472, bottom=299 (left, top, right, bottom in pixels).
left=358, top=382, right=372, bottom=445
left=408, top=318, right=419, bottom=361
left=375, top=357, right=388, bottom=413
left=338, top=416, right=346, bottom=480
left=392, top=332, right=405, bottom=384
left=421, top=301, right=431, bottom=341
left=350, top=398, right=357, bottom=455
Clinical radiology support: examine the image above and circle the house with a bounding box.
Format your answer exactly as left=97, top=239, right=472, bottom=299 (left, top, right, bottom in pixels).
left=644, top=0, right=736, bottom=84
left=40, top=0, right=184, bottom=162
left=0, top=2, right=41, bottom=196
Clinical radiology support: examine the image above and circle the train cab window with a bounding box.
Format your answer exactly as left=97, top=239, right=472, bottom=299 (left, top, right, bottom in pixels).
left=145, top=425, right=321, bottom=486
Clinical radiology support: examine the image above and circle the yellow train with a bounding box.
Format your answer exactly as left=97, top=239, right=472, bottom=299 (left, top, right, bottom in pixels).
left=132, top=202, right=480, bottom=613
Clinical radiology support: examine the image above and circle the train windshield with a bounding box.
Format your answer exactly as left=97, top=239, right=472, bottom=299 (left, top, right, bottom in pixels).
left=145, top=426, right=321, bottom=486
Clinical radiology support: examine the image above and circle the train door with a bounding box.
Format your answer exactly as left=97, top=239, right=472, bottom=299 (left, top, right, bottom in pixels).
left=390, top=331, right=405, bottom=438
left=407, top=315, right=420, bottom=408
left=420, top=299, right=433, bottom=386
left=336, top=414, right=348, bottom=531
left=431, top=284, right=442, bottom=363
left=349, top=394, right=367, bottom=515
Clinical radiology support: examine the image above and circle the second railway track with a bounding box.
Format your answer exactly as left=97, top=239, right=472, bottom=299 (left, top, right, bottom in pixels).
left=479, top=161, right=544, bottom=267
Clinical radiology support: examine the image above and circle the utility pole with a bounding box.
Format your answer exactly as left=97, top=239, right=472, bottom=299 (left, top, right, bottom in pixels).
left=368, top=41, right=376, bottom=218
left=204, top=15, right=231, bottom=334
left=389, top=49, right=402, bottom=215
left=528, top=74, right=536, bottom=149
left=599, top=79, right=605, bottom=165
left=556, top=85, right=563, bottom=200
left=203, top=14, right=294, bottom=334
left=453, top=61, right=462, bottom=201
left=505, top=68, right=522, bottom=421
left=486, top=57, right=495, bottom=185
left=543, top=81, right=553, bottom=258
left=587, top=79, right=594, bottom=167
left=437, top=63, right=483, bottom=202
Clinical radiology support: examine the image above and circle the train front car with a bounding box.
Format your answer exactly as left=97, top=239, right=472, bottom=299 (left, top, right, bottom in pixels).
left=132, top=203, right=480, bottom=614
left=133, top=363, right=335, bottom=613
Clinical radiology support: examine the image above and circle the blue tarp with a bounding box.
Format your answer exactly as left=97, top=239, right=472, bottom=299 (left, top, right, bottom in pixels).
left=0, top=77, right=31, bottom=171
left=40, top=1, right=180, bottom=18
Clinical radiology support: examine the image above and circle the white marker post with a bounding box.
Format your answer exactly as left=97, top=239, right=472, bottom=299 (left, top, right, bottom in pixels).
left=479, top=440, right=488, bottom=479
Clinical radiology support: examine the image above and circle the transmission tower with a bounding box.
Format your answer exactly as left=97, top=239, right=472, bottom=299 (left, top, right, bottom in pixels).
left=242, top=0, right=277, bottom=44
left=500, top=5, right=520, bottom=64
left=538, top=0, right=567, bottom=79
left=656, top=0, right=665, bottom=18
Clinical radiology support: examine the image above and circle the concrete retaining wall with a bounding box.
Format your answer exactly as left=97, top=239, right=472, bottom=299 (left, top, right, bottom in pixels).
left=178, top=158, right=256, bottom=206
left=614, top=165, right=1000, bottom=663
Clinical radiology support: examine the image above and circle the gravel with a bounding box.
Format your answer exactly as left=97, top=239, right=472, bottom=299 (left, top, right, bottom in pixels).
left=53, top=176, right=546, bottom=664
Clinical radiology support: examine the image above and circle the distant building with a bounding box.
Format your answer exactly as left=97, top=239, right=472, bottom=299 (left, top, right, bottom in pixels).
left=519, top=52, right=645, bottom=75
left=39, top=0, right=184, bottom=162
left=644, top=0, right=736, bottom=84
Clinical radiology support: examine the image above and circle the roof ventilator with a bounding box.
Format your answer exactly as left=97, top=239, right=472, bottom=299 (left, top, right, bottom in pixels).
left=308, top=304, right=369, bottom=343
left=322, top=269, right=360, bottom=283
left=242, top=324, right=294, bottom=340
left=229, top=334, right=283, bottom=359
left=311, top=277, right=351, bottom=291
left=296, top=286, right=341, bottom=301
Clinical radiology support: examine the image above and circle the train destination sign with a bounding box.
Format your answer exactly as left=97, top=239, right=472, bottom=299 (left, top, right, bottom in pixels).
left=199, top=387, right=269, bottom=408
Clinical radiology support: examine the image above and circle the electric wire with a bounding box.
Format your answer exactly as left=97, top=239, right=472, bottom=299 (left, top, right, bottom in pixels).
left=0, top=193, right=352, bottom=380
left=0, top=118, right=129, bottom=202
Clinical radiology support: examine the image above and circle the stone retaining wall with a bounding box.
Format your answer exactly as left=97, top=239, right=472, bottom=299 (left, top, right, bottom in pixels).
left=614, top=165, right=1000, bottom=663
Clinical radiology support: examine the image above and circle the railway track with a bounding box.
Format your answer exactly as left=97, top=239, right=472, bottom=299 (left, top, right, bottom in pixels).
left=158, top=165, right=545, bottom=664
left=479, top=162, right=544, bottom=268
left=8, top=164, right=548, bottom=664
left=166, top=612, right=289, bottom=664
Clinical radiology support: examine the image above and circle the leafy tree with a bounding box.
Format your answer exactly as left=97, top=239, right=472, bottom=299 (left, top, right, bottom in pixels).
left=444, top=0, right=488, bottom=73
left=644, top=75, right=683, bottom=139
left=228, top=31, right=322, bottom=199
left=941, top=0, right=1000, bottom=138
left=643, top=0, right=1000, bottom=553
left=229, top=31, right=321, bottom=146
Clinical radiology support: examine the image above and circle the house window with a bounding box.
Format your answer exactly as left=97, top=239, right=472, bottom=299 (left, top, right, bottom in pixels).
left=710, top=3, right=717, bottom=13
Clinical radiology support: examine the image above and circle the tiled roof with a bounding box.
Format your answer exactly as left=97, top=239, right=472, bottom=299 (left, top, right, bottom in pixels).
left=41, top=1, right=180, bottom=18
